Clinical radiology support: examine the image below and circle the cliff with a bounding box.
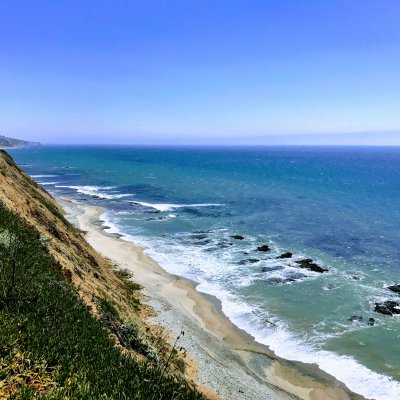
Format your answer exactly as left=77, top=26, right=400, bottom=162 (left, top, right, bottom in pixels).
left=0, top=150, right=203, bottom=399
left=0, top=135, right=40, bottom=148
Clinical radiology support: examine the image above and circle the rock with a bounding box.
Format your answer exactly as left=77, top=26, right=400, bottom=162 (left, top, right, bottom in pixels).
left=231, top=235, right=245, bottom=240
left=295, top=259, right=328, bottom=273
left=257, top=245, right=271, bottom=252
left=348, top=315, right=363, bottom=322
left=367, top=318, right=375, bottom=326
left=351, top=275, right=360, bottom=280
left=238, top=258, right=260, bottom=265
left=276, top=252, right=292, bottom=259
left=387, top=284, right=400, bottom=294
left=374, top=300, right=400, bottom=316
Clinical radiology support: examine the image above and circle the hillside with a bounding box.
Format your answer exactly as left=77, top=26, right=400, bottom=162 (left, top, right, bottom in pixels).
left=0, top=150, right=203, bottom=399
left=0, top=135, right=40, bottom=148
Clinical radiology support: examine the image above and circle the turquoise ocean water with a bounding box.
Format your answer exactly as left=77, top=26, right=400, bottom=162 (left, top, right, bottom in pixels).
left=9, top=145, right=400, bottom=399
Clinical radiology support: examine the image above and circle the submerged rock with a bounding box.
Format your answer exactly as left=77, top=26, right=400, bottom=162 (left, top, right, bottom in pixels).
left=264, top=272, right=306, bottom=284
left=368, top=318, right=375, bottom=326
left=217, top=241, right=233, bottom=247
left=130, top=201, right=161, bottom=213
left=190, top=233, right=208, bottom=240
left=374, top=300, right=400, bottom=316
left=326, top=283, right=336, bottom=290
left=238, top=258, right=260, bottom=265
left=276, top=252, right=292, bottom=259
left=231, top=235, right=245, bottom=240
left=295, top=259, right=328, bottom=273
left=192, top=239, right=212, bottom=246
left=387, top=284, right=400, bottom=294
left=256, top=245, right=271, bottom=252
left=348, top=315, right=363, bottom=322
left=261, top=266, right=285, bottom=272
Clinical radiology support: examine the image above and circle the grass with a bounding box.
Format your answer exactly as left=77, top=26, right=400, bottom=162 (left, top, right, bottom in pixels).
left=0, top=203, right=203, bottom=400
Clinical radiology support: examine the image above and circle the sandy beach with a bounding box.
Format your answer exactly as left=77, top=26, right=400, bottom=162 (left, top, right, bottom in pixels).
left=65, top=200, right=362, bottom=400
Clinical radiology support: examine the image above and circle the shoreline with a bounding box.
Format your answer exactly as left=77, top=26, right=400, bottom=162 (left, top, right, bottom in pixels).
left=61, top=197, right=362, bottom=400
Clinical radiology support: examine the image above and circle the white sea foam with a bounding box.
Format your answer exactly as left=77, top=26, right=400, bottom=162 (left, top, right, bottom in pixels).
left=95, top=212, right=400, bottom=399
left=55, top=185, right=131, bottom=200
left=37, top=181, right=60, bottom=186
left=100, top=213, right=123, bottom=235
left=31, top=174, right=57, bottom=178
left=129, top=201, right=224, bottom=212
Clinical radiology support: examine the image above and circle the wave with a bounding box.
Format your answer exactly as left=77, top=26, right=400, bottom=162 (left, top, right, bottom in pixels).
left=129, top=201, right=224, bottom=212
left=31, top=174, right=58, bottom=178
left=251, top=326, right=400, bottom=400
left=94, top=212, right=400, bottom=400
left=37, top=181, right=60, bottom=186
left=55, top=185, right=131, bottom=200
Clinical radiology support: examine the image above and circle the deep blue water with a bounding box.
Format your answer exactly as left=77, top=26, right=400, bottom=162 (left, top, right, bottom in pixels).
left=9, top=145, right=400, bottom=399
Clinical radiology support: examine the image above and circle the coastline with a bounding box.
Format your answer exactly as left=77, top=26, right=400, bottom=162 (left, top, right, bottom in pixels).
left=62, top=198, right=362, bottom=400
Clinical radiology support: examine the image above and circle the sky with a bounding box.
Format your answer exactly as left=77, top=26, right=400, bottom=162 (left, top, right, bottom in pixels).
left=0, top=0, right=400, bottom=145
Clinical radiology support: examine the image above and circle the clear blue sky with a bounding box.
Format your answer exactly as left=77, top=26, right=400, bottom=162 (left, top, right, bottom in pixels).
left=1, top=0, right=399, bottom=144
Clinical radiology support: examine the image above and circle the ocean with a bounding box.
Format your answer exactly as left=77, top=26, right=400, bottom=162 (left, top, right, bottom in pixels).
left=9, top=145, right=400, bottom=399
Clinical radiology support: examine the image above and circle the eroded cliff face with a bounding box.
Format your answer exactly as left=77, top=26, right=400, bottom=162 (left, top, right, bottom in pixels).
left=0, top=149, right=146, bottom=331
left=0, top=150, right=202, bottom=399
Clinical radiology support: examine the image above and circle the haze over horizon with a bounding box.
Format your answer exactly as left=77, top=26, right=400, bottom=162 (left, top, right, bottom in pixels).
left=1, top=1, right=400, bottom=145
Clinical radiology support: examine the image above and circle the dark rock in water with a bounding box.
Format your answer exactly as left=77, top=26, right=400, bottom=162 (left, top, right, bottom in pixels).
left=348, top=315, right=363, bottom=322
left=387, top=284, right=400, bottom=294
left=257, top=245, right=271, bottom=252
left=238, top=258, right=260, bottom=265
left=261, top=266, right=284, bottom=272
left=374, top=300, right=400, bottom=316
left=276, top=252, right=292, bottom=259
left=295, top=259, right=328, bottom=273
left=231, top=235, right=245, bottom=240
left=368, top=318, right=375, bottom=326
left=351, top=275, right=360, bottom=280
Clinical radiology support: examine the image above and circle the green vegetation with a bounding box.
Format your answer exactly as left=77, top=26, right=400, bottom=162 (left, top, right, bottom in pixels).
left=0, top=203, right=203, bottom=400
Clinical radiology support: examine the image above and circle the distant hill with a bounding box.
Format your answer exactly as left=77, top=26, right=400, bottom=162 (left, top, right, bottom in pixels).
left=0, top=134, right=40, bottom=148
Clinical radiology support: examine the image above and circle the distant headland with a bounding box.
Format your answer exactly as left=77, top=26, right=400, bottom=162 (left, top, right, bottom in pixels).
left=0, top=134, right=40, bottom=148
